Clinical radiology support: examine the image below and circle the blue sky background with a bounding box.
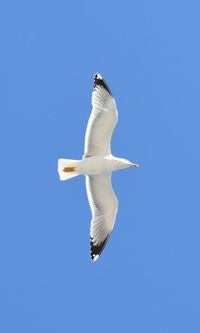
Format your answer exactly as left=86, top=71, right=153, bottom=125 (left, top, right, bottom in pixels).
left=1, top=1, right=200, bottom=332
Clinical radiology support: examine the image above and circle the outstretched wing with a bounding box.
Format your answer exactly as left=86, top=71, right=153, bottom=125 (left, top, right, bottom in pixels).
left=83, top=73, right=118, bottom=158
left=85, top=173, right=118, bottom=261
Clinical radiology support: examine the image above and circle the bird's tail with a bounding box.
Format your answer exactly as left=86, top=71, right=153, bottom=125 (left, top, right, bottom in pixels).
left=58, top=159, right=80, bottom=181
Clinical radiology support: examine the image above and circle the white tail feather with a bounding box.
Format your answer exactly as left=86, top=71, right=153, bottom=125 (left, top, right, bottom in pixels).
left=58, top=159, right=80, bottom=181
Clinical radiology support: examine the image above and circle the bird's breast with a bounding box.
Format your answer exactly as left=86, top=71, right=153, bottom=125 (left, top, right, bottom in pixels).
left=76, top=156, right=120, bottom=175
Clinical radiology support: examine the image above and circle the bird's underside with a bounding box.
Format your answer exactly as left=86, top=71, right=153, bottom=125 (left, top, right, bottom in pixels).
left=58, top=73, right=139, bottom=261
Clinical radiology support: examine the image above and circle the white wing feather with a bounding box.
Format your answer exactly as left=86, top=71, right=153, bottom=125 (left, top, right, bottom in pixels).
left=83, top=74, right=118, bottom=158
left=86, top=173, right=118, bottom=261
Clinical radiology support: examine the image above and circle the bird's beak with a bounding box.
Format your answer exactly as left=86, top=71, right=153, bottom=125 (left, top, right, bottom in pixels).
left=129, top=163, right=139, bottom=167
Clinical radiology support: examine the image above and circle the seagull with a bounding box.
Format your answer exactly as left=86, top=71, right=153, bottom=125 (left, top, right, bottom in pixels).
left=58, top=73, right=139, bottom=261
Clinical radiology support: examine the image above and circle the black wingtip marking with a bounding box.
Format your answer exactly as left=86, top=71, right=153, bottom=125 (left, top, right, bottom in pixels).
left=90, top=234, right=110, bottom=261
left=93, top=73, right=112, bottom=96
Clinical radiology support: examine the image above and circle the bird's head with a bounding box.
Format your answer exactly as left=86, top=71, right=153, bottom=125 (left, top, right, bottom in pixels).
left=122, top=159, right=139, bottom=168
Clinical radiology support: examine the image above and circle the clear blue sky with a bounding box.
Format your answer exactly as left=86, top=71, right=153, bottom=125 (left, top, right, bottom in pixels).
left=1, top=1, right=200, bottom=332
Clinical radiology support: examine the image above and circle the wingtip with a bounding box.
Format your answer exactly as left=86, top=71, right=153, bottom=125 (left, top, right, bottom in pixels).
left=93, top=73, right=112, bottom=96
left=90, top=235, right=110, bottom=262
left=94, top=72, right=102, bottom=80
left=91, top=254, right=99, bottom=262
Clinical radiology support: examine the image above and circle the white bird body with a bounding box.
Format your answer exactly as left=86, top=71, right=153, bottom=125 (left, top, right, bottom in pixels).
left=58, top=73, right=139, bottom=261
left=76, top=155, right=133, bottom=175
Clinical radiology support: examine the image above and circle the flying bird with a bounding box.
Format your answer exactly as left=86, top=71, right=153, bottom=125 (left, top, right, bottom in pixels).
left=58, top=73, right=139, bottom=261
